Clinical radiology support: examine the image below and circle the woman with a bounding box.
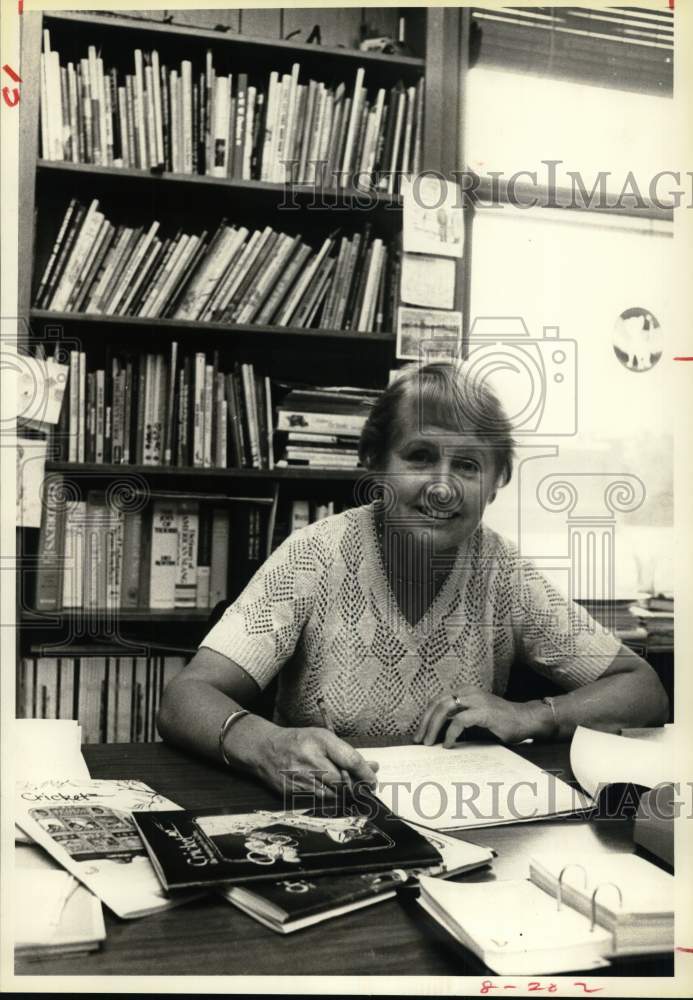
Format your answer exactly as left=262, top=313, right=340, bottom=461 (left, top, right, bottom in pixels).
left=158, top=362, right=668, bottom=794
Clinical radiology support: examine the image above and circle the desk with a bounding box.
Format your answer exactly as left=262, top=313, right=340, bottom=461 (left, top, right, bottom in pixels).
left=15, top=741, right=673, bottom=978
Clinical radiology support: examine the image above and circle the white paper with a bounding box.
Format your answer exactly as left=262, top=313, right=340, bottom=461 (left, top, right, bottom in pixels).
left=569, top=725, right=676, bottom=799
left=16, top=436, right=49, bottom=529
left=14, top=869, right=77, bottom=945
left=418, top=876, right=610, bottom=974
left=14, top=720, right=90, bottom=844
left=400, top=253, right=456, bottom=309
left=14, top=720, right=89, bottom=782
left=396, top=306, right=462, bottom=362
left=17, top=353, right=69, bottom=426
left=365, top=743, right=591, bottom=830
left=530, top=851, right=674, bottom=917
left=402, top=176, right=464, bottom=258
left=15, top=778, right=190, bottom=919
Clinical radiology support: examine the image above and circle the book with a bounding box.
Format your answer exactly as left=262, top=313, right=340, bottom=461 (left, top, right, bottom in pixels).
left=14, top=868, right=106, bottom=958
left=149, top=500, right=178, bottom=608
left=132, top=790, right=442, bottom=892
left=417, top=849, right=673, bottom=974
left=35, top=475, right=66, bottom=610
left=222, top=827, right=493, bottom=934
left=15, top=778, right=198, bottom=918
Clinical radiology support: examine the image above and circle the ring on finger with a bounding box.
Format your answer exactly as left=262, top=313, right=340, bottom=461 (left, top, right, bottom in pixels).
left=451, top=693, right=463, bottom=713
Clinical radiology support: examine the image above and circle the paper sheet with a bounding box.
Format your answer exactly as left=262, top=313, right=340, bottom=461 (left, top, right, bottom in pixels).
left=364, top=743, right=591, bottom=831
left=569, top=725, right=676, bottom=799
left=400, top=253, right=456, bottom=309
left=14, top=720, right=90, bottom=844
left=14, top=870, right=77, bottom=946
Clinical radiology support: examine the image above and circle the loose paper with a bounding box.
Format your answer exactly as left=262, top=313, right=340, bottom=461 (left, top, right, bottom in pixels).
left=400, top=253, right=456, bottom=309
left=364, top=743, right=591, bottom=831
left=402, top=176, right=464, bottom=258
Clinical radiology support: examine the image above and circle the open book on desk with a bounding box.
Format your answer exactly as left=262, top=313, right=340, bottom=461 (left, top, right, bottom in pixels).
left=416, top=851, right=673, bottom=974
left=364, top=742, right=592, bottom=831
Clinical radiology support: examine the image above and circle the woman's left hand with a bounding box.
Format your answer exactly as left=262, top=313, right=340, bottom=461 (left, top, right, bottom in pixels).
left=414, top=686, right=541, bottom=747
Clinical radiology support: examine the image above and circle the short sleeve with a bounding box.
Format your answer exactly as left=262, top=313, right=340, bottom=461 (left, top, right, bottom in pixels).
left=200, top=526, right=322, bottom=689
left=509, top=559, right=622, bottom=690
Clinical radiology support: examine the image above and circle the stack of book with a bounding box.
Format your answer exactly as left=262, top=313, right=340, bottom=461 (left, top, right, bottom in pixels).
left=34, top=200, right=398, bottom=333
left=629, top=593, right=674, bottom=648
left=40, top=30, right=424, bottom=190
left=17, top=654, right=186, bottom=744
left=276, top=385, right=380, bottom=468
left=35, top=487, right=273, bottom=611
left=55, top=348, right=273, bottom=470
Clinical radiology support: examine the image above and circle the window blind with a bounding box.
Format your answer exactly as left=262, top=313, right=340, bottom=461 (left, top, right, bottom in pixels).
left=471, top=6, right=673, bottom=95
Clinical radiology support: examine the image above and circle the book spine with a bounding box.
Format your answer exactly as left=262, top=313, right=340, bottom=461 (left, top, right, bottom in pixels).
left=203, top=362, right=214, bottom=468
left=209, top=507, right=230, bottom=606
left=193, top=352, right=206, bottom=467
left=61, top=500, right=85, bottom=609
left=106, top=507, right=124, bottom=610
left=174, top=502, right=199, bottom=608
left=35, top=476, right=66, bottom=610
left=149, top=501, right=178, bottom=609
left=195, top=508, right=212, bottom=608
left=120, top=510, right=144, bottom=608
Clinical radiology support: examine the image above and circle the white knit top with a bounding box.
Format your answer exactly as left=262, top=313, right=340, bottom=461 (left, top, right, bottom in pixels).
left=201, top=504, right=621, bottom=738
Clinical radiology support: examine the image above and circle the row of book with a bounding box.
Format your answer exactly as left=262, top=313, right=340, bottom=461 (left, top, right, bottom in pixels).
left=35, top=489, right=271, bottom=612
left=34, top=199, right=400, bottom=333
left=17, top=655, right=187, bottom=744
left=276, top=385, right=378, bottom=468
left=56, top=350, right=273, bottom=470
left=40, top=30, right=424, bottom=189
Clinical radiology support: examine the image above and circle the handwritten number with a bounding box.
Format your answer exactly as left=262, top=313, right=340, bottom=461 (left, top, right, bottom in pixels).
left=480, top=982, right=497, bottom=995
left=574, top=984, right=604, bottom=995
left=2, top=64, right=21, bottom=107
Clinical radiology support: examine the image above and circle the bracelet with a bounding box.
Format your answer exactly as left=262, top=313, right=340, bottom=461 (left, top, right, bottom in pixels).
left=541, top=696, right=560, bottom=738
left=219, top=709, right=250, bottom=768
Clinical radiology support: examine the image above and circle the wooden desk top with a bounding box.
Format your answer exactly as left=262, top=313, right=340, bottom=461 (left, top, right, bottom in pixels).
left=15, top=741, right=673, bottom=979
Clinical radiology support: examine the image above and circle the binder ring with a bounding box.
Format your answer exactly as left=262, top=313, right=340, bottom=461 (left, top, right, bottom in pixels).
left=590, top=881, right=623, bottom=931
left=556, top=863, right=588, bottom=911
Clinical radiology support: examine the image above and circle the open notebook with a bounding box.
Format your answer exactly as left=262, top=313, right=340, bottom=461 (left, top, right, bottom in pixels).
left=417, top=852, right=673, bottom=974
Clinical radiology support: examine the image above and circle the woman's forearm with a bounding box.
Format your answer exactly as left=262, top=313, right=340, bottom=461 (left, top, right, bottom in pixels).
left=524, top=649, right=669, bottom=740
left=157, top=677, right=277, bottom=773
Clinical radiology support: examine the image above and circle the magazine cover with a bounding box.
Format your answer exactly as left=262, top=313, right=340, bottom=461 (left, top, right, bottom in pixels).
left=15, top=778, right=198, bottom=918
left=133, top=793, right=442, bottom=891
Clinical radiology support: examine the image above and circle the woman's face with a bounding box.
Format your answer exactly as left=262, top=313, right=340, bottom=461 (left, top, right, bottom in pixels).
left=377, top=402, right=499, bottom=554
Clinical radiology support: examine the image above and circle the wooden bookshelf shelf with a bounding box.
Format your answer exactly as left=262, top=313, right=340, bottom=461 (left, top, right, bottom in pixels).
left=22, top=608, right=211, bottom=624
left=36, top=160, right=404, bottom=209
left=45, top=461, right=362, bottom=482
left=42, top=11, right=426, bottom=73
left=29, top=309, right=396, bottom=344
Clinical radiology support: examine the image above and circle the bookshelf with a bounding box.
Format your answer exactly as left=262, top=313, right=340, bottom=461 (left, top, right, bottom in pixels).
left=17, top=7, right=468, bottom=737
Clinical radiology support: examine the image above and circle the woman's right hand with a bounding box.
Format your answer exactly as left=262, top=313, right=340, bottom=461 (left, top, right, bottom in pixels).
left=254, top=723, right=379, bottom=797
